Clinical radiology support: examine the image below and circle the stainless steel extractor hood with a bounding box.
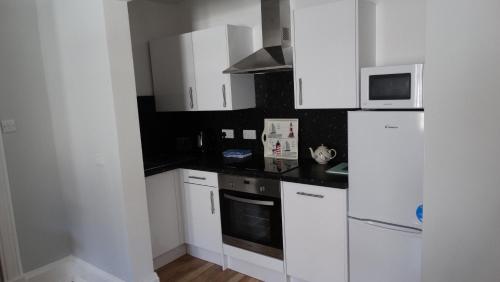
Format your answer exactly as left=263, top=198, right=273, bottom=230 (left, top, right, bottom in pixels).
left=223, top=0, right=293, bottom=74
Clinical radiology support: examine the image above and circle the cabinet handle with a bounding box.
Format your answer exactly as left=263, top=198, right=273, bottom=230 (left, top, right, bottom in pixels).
left=189, top=87, right=194, bottom=109
left=297, top=191, right=324, bottom=199
left=298, top=78, right=303, bottom=106
left=222, top=84, right=227, bottom=108
left=210, top=191, right=215, bottom=214
left=188, top=176, right=206, bottom=180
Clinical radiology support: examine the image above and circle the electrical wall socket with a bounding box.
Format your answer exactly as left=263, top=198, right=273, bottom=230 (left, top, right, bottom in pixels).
left=1, top=119, right=17, bottom=134
left=243, top=130, right=257, bottom=140
left=222, top=129, right=234, bottom=139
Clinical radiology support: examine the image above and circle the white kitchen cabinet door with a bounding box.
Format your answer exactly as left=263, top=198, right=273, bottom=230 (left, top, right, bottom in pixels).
left=150, top=33, right=197, bottom=111
left=349, top=218, right=422, bottom=282
left=348, top=111, right=424, bottom=229
left=293, top=0, right=360, bottom=109
left=145, top=170, right=184, bottom=258
left=283, top=182, right=348, bottom=282
left=181, top=182, right=222, bottom=254
left=192, top=25, right=255, bottom=111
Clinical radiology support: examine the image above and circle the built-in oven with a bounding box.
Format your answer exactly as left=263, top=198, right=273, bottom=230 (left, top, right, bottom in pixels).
left=218, top=174, right=283, bottom=260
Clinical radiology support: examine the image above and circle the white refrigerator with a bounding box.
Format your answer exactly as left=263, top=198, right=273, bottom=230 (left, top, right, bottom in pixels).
left=348, top=111, right=424, bottom=282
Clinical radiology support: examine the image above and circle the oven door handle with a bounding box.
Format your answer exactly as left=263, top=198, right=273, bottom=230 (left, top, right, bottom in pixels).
left=223, top=194, right=275, bottom=207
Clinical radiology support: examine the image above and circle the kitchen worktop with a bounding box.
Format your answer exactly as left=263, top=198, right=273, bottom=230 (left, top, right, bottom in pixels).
left=143, top=154, right=348, bottom=189
left=280, top=160, right=348, bottom=189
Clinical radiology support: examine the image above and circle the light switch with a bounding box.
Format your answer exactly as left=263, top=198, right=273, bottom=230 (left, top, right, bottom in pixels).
left=243, top=130, right=257, bottom=140
left=222, top=129, right=234, bottom=139
left=1, top=119, right=17, bottom=133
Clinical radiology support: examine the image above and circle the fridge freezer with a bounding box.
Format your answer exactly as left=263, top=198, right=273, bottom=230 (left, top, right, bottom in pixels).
left=348, top=111, right=424, bottom=229
left=349, top=217, right=422, bottom=282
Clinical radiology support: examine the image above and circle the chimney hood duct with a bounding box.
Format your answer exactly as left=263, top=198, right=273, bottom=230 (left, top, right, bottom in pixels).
left=223, top=0, right=293, bottom=74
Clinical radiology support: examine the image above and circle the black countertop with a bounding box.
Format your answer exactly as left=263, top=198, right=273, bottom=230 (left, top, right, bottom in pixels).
left=280, top=160, right=348, bottom=189
left=143, top=154, right=348, bottom=189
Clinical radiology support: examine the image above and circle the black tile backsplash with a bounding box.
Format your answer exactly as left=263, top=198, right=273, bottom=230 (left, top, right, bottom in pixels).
left=138, top=72, right=348, bottom=162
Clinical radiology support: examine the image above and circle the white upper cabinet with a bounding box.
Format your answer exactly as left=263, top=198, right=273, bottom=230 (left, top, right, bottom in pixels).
left=151, top=25, right=255, bottom=112
left=192, top=25, right=255, bottom=111
left=283, top=181, right=348, bottom=282
left=293, top=0, right=375, bottom=109
left=150, top=33, right=197, bottom=111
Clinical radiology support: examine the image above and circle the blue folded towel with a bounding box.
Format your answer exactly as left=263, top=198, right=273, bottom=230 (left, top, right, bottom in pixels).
left=223, top=149, right=252, bottom=159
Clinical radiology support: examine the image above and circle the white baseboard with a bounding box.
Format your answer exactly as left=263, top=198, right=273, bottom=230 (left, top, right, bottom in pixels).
left=288, top=277, right=308, bottom=282
left=186, top=243, right=285, bottom=282
left=7, top=275, right=27, bottom=282
left=222, top=244, right=286, bottom=282
left=222, top=244, right=284, bottom=273
left=22, top=256, right=74, bottom=282
left=139, top=272, right=160, bottom=282
left=186, top=245, right=223, bottom=266
left=153, top=244, right=187, bottom=270
left=72, top=257, right=124, bottom=282
left=225, top=256, right=286, bottom=282
left=21, top=256, right=158, bottom=282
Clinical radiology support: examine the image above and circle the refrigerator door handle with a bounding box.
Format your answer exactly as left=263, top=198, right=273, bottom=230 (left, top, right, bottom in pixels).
left=349, top=216, right=422, bottom=234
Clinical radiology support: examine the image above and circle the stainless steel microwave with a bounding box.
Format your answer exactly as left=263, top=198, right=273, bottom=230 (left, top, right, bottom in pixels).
left=361, top=64, right=424, bottom=109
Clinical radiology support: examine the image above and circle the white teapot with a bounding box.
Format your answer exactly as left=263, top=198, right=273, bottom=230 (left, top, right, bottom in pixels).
left=309, top=144, right=337, bottom=164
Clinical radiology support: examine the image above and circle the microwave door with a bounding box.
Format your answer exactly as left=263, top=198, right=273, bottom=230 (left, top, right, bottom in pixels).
left=348, top=111, right=424, bottom=229
left=361, top=64, right=423, bottom=109
left=369, top=73, right=412, bottom=101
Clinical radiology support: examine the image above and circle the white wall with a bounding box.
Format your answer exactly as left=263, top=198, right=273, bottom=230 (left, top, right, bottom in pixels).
left=182, top=0, right=426, bottom=67
left=293, top=0, right=337, bottom=9
left=180, top=0, right=263, bottom=49
left=0, top=128, right=24, bottom=281
left=375, top=0, right=426, bottom=66
left=128, top=0, right=190, bottom=96
left=102, top=1, right=158, bottom=281
left=180, top=0, right=261, bottom=31
left=423, top=1, right=500, bottom=282
left=0, top=0, right=71, bottom=272
left=129, top=0, right=262, bottom=97
left=130, top=0, right=425, bottom=97
left=36, top=0, right=156, bottom=281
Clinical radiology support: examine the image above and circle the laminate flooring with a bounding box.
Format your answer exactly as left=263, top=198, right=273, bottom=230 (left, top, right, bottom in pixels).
left=156, top=255, right=261, bottom=282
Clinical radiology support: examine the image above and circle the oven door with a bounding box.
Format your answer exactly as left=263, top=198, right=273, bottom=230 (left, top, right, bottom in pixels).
left=219, top=189, right=283, bottom=259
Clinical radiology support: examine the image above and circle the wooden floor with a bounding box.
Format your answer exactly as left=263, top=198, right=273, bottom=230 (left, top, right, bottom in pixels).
left=156, top=255, right=261, bottom=282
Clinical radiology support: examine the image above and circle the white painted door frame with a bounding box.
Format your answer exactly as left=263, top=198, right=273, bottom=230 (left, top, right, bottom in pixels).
left=0, top=132, right=23, bottom=282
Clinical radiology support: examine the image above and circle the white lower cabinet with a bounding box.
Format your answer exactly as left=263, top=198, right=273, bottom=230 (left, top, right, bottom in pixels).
left=181, top=170, right=223, bottom=255
left=282, top=182, right=348, bottom=282
left=145, top=170, right=184, bottom=258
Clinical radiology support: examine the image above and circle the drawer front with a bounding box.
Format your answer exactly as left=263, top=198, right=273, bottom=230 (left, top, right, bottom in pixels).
left=182, top=169, right=218, bottom=187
